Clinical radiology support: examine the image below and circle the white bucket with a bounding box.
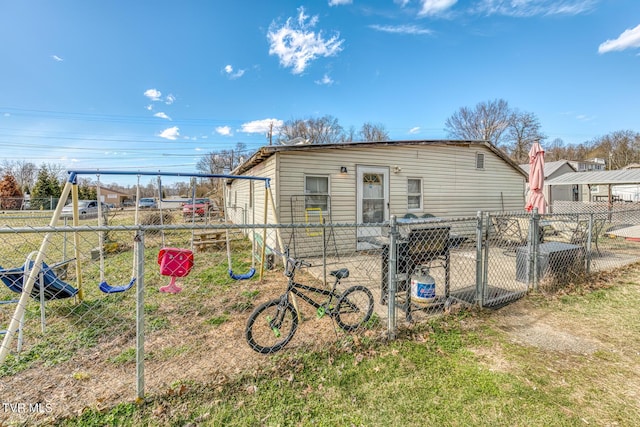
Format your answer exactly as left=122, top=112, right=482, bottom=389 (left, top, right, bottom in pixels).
left=410, top=267, right=436, bottom=304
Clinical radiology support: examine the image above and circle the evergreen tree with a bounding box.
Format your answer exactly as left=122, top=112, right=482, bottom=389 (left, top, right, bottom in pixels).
left=31, top=166, right=62, bottom=209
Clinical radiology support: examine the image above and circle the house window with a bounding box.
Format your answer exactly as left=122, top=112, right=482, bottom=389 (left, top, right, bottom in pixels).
left=476, top=153, right=485, bottom=170
left=407, top=178, right=422, bottom=210
left=305, top=175, right=329, bottom=212
left=591, top=185, right=599, bottom=194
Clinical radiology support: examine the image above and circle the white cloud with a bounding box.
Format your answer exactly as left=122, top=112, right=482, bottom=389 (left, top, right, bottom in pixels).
left=241, top=118, right=283, bottom=134
left=3, top=113, right=10, bottom=117
left=418, top=0, right=457, bottom=16
left=267, top=7, right=344, bottom=74
left=599, top=24, right=640, bottom=54
left=145, top=105, right=153, bottom=111
left=369, top=24, right=433, bottom=35
left=329, top=0, right=352, bottom=6
left=216, top=126, right=233, bottom=136
left=51, top=55, right=64, bottom=62
left=474, top=0, right=596, bottom=17
left=575, top=114, right=595, bottom=122
left=223, top=64, right=246, bottom=79
left=144, top=88, right=162, bottom=101
left=154, top=112, right=171, bottom=120
left=409, top=127, right=421, bottom=134
left=315, top=74, right=334, bottom=85
left=165, top=94, right=176, bottom=104
left=158, top=126, right=180, bottom=140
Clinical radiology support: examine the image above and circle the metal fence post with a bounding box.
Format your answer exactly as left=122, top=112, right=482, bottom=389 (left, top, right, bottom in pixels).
left=531, top=209, right=540, bottom=291
left=482, top=213, right=491, bottom=307
left=322, top=218, right=327, bottom=286
left=475, top=211, right=484, bottom=306
left=135, top=230, right=145, bottom=400
left=387, top=216, right=398, bottom=340
left=586, top=213, right=593, bottom=274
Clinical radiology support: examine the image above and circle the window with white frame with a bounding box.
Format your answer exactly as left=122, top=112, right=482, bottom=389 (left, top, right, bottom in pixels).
left=476, top=152, right=485, bottom=169
left=407, top=178, right=422, bottom=210
left=304, top=175, right=329, bottom=212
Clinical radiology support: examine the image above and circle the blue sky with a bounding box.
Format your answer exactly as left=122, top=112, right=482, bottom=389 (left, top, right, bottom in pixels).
left=1, top=0, right=639, bottom=175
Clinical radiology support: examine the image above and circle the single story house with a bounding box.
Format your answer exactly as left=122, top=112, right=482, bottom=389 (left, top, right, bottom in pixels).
left=227, top=140, right=527, bottom=255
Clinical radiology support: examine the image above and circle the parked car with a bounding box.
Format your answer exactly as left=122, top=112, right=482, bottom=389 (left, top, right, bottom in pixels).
left=60, top=200, right=109, bottom=219
left=138, top=198, right=157, bottom=209
left=182, top=198, right=219, bottom=219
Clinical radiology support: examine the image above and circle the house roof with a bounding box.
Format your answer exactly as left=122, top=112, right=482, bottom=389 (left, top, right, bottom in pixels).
left=233, top=139, right=528, bottom=179
left=519, top=159, right=576, bottom=178
left=545, top=169, right=640, bottom=186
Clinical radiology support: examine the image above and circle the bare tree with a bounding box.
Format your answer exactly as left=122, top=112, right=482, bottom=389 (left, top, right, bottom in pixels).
left=195, top=142, right=249, bottom=202
left=444, top=99, right=512, bottom=148
left=277, top=115, right=345, bottom=145
left=545, top=138, right=566, bottom=162
left=359, top=122, right=390, bottom=142
left=591, top=130, right=640, bottom=170
left=507, top=110, right=546, bottom=164
left=196, top=142, right=249, bottom=174
left=1, top=160, right=37, bottom=191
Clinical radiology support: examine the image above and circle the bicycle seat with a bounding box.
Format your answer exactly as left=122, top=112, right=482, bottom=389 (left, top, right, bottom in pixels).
left=330, top=268, right=349, bottom=279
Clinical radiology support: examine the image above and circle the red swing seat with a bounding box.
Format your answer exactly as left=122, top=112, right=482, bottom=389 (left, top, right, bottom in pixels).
left=157, top=248, right=194, bottom=294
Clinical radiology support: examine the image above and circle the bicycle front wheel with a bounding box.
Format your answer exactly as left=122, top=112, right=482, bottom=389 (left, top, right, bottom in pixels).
left=335, top=285, right=374, bottom=332
left=245, top=298, right=298, bottom=354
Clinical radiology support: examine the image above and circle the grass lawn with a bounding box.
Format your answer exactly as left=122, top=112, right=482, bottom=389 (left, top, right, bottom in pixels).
left=50, top=263, right=640, bottom=427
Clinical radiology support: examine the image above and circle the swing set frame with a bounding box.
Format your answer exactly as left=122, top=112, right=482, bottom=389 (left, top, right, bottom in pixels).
left=0, top=170, right=285, bottom=365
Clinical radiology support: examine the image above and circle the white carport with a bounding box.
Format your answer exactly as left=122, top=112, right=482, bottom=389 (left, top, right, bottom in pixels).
left=546, top=169, right=640, bottom=207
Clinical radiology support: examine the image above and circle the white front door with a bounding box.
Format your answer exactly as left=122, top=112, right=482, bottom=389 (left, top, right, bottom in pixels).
left=356, top=166, right=389, bottom=248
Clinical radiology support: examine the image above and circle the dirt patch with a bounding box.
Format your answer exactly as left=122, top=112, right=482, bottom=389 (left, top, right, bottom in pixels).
left=490, top=300, right=601, bottom=354
left=1, top=272, right=353, bottom=424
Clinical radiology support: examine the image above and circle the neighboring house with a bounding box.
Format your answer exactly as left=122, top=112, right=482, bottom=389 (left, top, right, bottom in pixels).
left=227, top=140, right=528, bottom=253
left=96, top=186, right=131, bottom=207
left=568, top=158, right=606, bottom=173
left=520, top=159, right=579, bottom=205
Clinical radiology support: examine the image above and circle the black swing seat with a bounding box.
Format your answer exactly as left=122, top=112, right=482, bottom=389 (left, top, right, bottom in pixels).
left=330, top=268, right=349, bottom=280
left=0, top=259, right=78, bottom=301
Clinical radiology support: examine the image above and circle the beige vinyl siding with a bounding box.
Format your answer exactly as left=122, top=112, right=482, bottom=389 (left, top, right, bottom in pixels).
left=234, top=144, right=525, bottom=221
left=227, top=157, right=279, bottom=253
left=275, top=144, right=524, bottom=219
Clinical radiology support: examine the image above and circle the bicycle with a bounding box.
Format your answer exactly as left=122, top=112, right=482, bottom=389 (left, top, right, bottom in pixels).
left=245, top=249, right=375, bottom=354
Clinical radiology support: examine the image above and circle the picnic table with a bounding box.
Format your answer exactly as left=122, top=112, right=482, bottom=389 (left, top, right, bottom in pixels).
left=192, top=230, right=226, bottom=252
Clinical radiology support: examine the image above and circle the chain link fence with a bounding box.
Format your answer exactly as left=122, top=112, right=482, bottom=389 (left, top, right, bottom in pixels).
left=2, top=205, right=640, bottom=423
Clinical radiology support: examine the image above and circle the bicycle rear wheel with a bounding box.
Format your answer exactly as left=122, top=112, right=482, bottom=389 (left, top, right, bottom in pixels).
left=245, top=298, right=298, bottom=354
left=335, top=285, right=374, bottom=332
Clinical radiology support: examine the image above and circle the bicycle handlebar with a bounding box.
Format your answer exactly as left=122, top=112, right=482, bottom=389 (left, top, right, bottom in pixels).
left=284, top=256, right=311, bottom=277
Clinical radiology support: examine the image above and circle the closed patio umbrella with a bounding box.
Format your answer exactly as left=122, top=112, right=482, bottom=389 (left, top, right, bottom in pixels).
left=525, top=141, right=546, bottom=214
